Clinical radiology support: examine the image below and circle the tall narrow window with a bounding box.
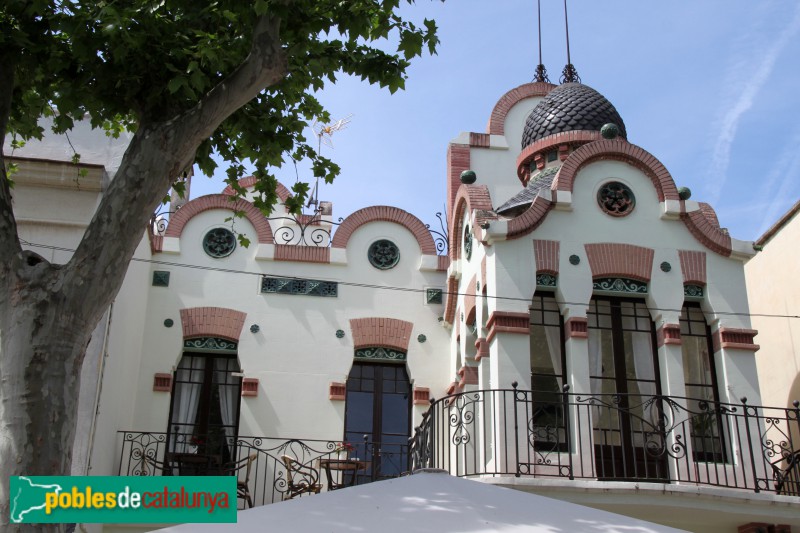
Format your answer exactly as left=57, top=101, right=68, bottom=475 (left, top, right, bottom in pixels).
left=345, top=362, right=411, bottom=482
left=167, top=345, right=242, bottom=473
left=587, top=297, right=666, bottom=480
left=680, top=303, right=725, bottom=462
left=529, top=294, right=567, bottom=451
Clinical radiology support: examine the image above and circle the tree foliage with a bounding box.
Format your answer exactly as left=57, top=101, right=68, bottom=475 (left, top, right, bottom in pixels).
left=2, top=0, right=440, bottom=212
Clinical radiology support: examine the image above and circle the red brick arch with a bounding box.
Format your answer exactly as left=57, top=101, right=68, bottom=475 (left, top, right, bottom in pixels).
left=552, top=139, right=680, bottom=202
left=222, top=175, right=293, bottom=204
left=180, top=307, right=247, bottom=342
left=349, top=318, right=413, bottom=351
left=449, top=185, right=493, bottom=261
left=487, top=82, right=557, bottom=135
left=584, top=243, right=655, bottom=282
left=331, top=206, right=436, bottom=255
left=164, top=194, right=274, bottom=244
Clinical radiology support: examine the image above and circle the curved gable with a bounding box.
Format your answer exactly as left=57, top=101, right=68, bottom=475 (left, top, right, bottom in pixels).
left=487, top=82, right=557, bottom=136
left=332, top=206, right=436, bottom=255
left=164, top=194, right=274, bottom=244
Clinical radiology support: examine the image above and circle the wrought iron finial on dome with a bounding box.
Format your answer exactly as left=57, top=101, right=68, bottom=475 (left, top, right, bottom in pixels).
left=560, top=63, right=581, bottom=84
left=559, top=0, right=581, bottom=84
left=533, top=0, right=551, bottom=83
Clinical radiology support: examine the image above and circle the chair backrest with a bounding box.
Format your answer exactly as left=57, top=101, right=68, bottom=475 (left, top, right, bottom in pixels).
left=281, top=455, right=319, bottom=488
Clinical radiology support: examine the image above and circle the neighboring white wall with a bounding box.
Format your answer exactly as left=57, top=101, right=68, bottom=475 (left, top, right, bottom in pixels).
left=746, top=207, right=800, bottom=410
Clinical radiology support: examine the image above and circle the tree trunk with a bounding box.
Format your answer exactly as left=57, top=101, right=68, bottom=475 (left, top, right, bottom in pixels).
left=0, top=256, right=93, bottom=531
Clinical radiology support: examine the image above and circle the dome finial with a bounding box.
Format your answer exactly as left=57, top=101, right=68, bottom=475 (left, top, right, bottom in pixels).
left=533, top=0, right=551, bottom=83
left=559, top=0, right=581, bottom=84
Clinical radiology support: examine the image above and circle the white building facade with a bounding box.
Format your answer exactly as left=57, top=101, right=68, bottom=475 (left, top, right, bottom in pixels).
left=7, top=81, right=800, bottom=533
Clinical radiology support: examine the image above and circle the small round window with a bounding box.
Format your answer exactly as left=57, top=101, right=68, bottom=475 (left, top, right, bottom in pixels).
left=597, top=181, right=635, bottom=217
left=368, top=239, right=400, bottom=270
left=203, top=228, right=236, bottom=258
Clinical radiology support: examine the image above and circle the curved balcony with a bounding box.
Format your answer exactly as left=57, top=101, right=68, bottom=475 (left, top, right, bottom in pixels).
left=410, top=386, right=800, bottom=495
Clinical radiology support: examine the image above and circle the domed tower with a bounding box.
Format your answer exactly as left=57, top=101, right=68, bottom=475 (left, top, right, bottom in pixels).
left=495, top=82, right=626, bottom=217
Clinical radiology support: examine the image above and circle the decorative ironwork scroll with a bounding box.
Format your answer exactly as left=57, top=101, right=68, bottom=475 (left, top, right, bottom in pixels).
left=593, top=277, right=648, bottom=294
left=354, top=347, right=406, bottom=362
left=426, top=211, right=449, bottom=256
left=684, top=284, right=704, bottom=298
left=183, top=337, right=238, bottom=352
left=536, top=273, right=557, bottom=288
left=261, top=276, right=338, bottom=297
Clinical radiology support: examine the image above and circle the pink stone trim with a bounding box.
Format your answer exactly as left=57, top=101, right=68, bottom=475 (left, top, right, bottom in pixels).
left=464, top=275, right=477, bottom=325
left=552, top=140, right=680, bottom=202
left=331, top=206, right=436, bottom=255
left=481, top=258, right=487, bottom=293
left=681, top=209, right=732, bottom=257
left=153, top=373, right=172, bottom=392
left=585, top=243, right=655, bottom=282
left=164, top=194, right=274, bottom=244
left=274, top=245, right=331, bottom=263
left=486, top=311, right=529, bottom=343
left=516, top=130, right=603, bottom=183
left=487, top=82, right=557, bottom=135
left=474, top=337, right=489, bottom=361
left=506, top=196, right=553, bottom=240
left=533, top=240, right=560, bottom=275
left=713, top=328, right=759, bottom=352
left=445, top=381, right=462, bottom=396
left=469, top=133, right=491, bottom=148
left=437, top=255, right=451, bottom=271
left=443, top=276, right=458, bottom=324
left=458, top=366, right=479, bottom=386
left=150, top=234, right=164, bottom=254
left=349, top=317, right=413, bottom=351
left=413, top=387, right=430, bottom=405
left=447, top=144, right=471, bottom=219
left=678, top=250, right=707, bottom=285
left=698, top=202, right=721, bottom=228
left=222, top=175, right=292, bottom=204
left=329, top=382, right=346, bottom=401
left=180, top=307, right=246, bottom=342
left=449, top=185, right=494, bottom=260
left=241, top=378, right=259, bottom=397
left=657, top=324, right=682, bottom=347
left=565, top=317, right=588, bottom=339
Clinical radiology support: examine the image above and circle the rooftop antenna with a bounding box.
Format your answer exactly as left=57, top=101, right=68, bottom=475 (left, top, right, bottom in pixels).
left=533, top=0, right=550, bottom=83
left=307, top=114, right=352, bottom=209
left=559, top=0, right=581, bottom=84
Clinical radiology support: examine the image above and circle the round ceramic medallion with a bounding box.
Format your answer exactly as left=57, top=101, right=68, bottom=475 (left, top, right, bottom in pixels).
left=597, top=181, right=635, bottom=217
left=368, top=239, right=400, bottom=269
left=203, top=228, right=236, bottom=258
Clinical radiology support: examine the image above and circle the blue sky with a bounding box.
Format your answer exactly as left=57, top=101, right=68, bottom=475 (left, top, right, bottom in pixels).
left=191, top=0, right=800, bottom=243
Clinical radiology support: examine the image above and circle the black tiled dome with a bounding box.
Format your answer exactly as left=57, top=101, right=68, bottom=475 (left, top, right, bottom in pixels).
left=521, top=83, right=626, bottom=148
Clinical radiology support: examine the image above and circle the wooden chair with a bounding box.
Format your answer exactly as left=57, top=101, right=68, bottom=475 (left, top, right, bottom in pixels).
left=281, top=455, right=322, bottom=500
left=226, top=453, right=257, bottom=508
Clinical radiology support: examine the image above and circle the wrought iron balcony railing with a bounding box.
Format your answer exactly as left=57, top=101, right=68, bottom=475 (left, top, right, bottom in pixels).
left=410, top=385, right=800, bottom=496
left=118, top=432, right=408, bottom=508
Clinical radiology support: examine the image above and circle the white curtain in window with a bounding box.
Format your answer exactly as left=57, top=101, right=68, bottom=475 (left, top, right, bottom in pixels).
left=631, top=331, right=656, bottom=398
left=215, top=358, right=238, bottom=456
left=544, top=325, right=563, bottom=388
left=588, top=330, right=603, bottom=396
left=170, top=356, right=205, bottom=453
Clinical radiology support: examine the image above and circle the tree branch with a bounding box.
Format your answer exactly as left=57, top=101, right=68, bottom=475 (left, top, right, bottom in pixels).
left=177, top=14, right=289, bottom=146
left=62, top=12, right=289, bottom=319
left=0, top=53, right=23, bottom=280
